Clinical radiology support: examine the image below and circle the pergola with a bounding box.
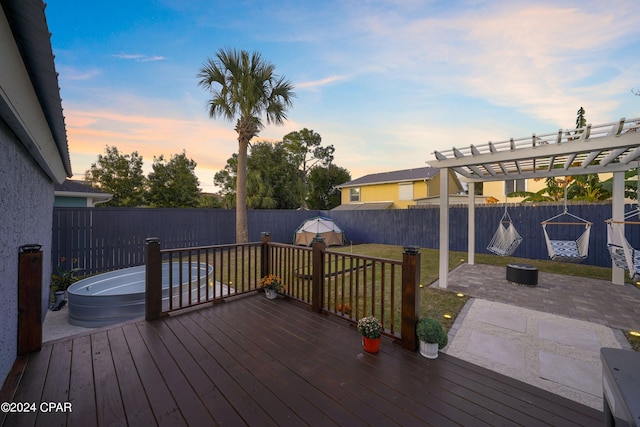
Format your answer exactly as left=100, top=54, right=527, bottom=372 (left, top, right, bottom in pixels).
left=432, top=117, right=640, bottom=288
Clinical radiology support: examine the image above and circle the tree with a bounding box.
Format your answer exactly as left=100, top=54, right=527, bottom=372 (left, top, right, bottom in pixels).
left=282, top=128, right=334, bottom=176
left=306, top=164, right=351, bottom=209
left=85, top=145, right=146, bottom=206
left=282, top=128, right=334, bottom=208
left=575, top=106, right=586, bottom=130
left=198, top=48, right=295, bottom=242
left=146, top=151, right=201, bottom=207
left=213, top=154, right=238, bottom=209
left=246, top=142, right=304, bottom=209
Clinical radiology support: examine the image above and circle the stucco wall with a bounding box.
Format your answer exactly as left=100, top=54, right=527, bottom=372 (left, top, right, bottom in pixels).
left=0, top=119, right=53, bottom=385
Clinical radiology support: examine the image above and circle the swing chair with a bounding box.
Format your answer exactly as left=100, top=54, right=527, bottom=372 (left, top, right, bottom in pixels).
left=606, top=165, right=640, bottom=281
left=487, top=206, right=522, bottom=256
left=606, top=208, right=640, bottom=281
left=541, top=184, right=592, bottom=263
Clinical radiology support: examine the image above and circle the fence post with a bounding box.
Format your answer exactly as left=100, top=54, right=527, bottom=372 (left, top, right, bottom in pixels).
left=260, top=232, right=271, bottom=279
left=18, top=244, right=43, bottom=355
left=145, top=237, right=162, bottom=321
left=311, top=236, right=326, bottom=313
left=400, top=245, right=421, bottom=351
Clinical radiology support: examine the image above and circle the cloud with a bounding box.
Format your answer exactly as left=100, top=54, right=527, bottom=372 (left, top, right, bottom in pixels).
left=334, top=1, right=640, bottom=124
left=57, top=66, right=101, bottom=81
left=296, top=75, right=351, bottom=90
left=112, top=53, right=167, bottom=62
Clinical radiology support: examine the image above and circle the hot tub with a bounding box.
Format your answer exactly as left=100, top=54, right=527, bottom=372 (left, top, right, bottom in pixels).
left=67, top=262, right=219, bottom=328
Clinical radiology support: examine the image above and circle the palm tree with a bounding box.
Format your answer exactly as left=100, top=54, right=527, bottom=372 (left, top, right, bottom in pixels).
left=198, top=48, right=295, bottom=242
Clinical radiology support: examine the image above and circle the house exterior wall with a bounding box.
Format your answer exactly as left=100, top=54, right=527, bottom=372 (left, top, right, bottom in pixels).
left=340, top=181, right=424, bottom=209
left=54, top=196, right=89, bottom=207
left=339, top=171, right=461, bottom=209
left=483, top=179, right=540, bottom=203
left=0, top=119, right=54, bottom=384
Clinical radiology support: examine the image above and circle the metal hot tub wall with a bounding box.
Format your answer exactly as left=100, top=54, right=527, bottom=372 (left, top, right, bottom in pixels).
left=67, top=262, right=213, bottom=328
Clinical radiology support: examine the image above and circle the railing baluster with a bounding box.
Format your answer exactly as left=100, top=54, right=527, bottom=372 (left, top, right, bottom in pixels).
left=149, top=240, right=412, bottom=351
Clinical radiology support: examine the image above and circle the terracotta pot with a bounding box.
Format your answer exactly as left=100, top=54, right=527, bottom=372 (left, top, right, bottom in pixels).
left=362, top=336, right=381, bottom=353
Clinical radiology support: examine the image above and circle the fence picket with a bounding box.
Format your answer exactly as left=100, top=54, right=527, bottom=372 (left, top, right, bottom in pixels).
left=53, top=203, right=636, bottom=276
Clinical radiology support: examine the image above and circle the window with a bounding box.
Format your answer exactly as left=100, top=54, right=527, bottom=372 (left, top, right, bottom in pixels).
left=350, top=187, right=360, bottom=202
left=399, top=183, right=413, bottom=201
left=505, top=179, right=525, bottom=194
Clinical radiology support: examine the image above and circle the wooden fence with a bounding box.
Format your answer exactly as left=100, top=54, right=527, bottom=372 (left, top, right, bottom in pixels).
left=52, top=203, right=638, bottom=277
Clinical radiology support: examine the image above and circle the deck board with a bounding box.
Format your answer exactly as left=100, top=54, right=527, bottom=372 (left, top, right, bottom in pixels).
left=67, top=335, right=97, bottom=426
left=2, top=294, right=604, bottom=426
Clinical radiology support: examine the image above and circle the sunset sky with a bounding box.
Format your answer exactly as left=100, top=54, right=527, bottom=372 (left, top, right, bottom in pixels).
left=45, top=0, right=640, bottom=192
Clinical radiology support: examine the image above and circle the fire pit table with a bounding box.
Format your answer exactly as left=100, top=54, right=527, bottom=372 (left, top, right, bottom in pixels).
left=506, top=263, right=538, bottom=286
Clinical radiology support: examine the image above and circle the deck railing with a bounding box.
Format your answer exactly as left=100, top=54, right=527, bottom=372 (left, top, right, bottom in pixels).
left=146, top=233, right=421, bottom=350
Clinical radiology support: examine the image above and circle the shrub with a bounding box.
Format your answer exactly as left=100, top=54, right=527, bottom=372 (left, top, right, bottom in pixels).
left=416, top=317, right=448, bottom=349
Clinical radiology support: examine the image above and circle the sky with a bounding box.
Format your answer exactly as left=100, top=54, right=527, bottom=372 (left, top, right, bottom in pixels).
left=44, top=0, right=640, bottom=192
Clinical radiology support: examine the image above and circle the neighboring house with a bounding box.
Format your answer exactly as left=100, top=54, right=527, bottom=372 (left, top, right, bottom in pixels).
left=54, top=179, right=112, bottom=207
left=482, top=178, right=533, bottom=203
left=482, top=173, right=614, bottom=203
left=334, top=167, right=463, bottom=210
left=0, top=0, right=71, bottom=385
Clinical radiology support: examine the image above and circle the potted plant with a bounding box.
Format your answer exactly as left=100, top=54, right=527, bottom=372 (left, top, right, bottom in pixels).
left=357, top=315, right=383, bottom=353
left=258, top=274, right=285, bottom=299
left=416, top=317, right=448, bottom=359
left=50, top=264, right=81, bottom=311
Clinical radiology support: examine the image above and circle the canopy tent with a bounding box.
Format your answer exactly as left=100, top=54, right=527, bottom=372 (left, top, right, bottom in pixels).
left=294, top=216, right=345, bottom=247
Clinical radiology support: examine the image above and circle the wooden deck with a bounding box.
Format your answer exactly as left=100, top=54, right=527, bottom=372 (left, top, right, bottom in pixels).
left=2, top=294, right=603, bottom=426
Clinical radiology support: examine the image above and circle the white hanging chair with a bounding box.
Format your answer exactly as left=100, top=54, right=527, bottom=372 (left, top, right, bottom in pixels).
left=606, top=207, right=640, bottom=281
left=541, top=209, right=592, bottom=263
left=487, top=208, right=522, bottom=256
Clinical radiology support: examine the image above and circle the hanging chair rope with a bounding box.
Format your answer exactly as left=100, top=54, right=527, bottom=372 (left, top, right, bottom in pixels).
left=606, top=212, right=640, bottom=280
left=605, top=161, right=640, bottom=280
left=487, top=207, right=522, bottom=256
left=540, top=182, right=592, bottom=263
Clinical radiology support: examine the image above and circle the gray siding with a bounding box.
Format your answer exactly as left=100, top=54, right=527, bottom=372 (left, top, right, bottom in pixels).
left=0, top=119, right=54, bottom=384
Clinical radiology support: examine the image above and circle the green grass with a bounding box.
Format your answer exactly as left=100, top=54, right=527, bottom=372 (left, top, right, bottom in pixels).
left=330, top=244, right=468, bottom=331
left=627, top=332, right=640, bottom=351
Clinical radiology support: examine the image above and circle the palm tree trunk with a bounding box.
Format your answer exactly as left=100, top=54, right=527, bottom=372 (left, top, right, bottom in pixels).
left=236, top=136, right=249, bottom=243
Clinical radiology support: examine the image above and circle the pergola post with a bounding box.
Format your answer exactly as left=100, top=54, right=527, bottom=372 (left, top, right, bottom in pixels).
left=439, top=167, right=449, bottom=288
left=612, top=172, right=625, bottom=285
left=467, top=182, right=475, bottom=265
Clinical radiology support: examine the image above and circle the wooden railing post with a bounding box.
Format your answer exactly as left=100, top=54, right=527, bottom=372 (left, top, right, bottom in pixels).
left=18, top=244, right=43, bottom=355
left=311, top=237, right=326, bottom=313
left=145, top=237, right=162, bottom=321
left=400, top=245, right=421, bottom=351
left=260, top=232, right=271, bottom=279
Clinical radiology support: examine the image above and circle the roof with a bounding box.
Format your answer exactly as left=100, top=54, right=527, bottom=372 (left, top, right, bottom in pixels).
left=54, top=179, right=110, bottom=195
left=336, top=167, right=440, bottom=188
left=331, top=202, right=393, bottom=211
left=1, top=0, right=71, bottom=177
